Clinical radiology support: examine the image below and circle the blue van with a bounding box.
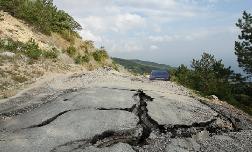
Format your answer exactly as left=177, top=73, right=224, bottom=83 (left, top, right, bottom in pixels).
left=149, top=70, right=170, bottom=81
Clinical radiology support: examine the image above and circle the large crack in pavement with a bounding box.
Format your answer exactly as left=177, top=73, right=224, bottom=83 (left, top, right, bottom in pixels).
left=51, top=89, right=240, bottom=151
left=0, top=88, right=79, bottom=119
left=25, top=110, right=71, bottom=129
left=197, top=98, right=252, bottom=131
left=24, top=107, right=90, bottom=129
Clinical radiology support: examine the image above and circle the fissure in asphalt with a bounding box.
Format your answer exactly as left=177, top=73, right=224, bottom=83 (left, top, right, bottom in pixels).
left=51, top=89, right=238, bottom=151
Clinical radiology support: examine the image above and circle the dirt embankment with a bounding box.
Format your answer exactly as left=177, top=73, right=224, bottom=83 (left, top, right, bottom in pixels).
left=0, top=11, right=113, bottom=99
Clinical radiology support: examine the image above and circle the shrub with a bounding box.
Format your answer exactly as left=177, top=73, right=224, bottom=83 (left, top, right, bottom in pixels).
left=81, top=55, right=90, bottom=63
left=24, top=39, right=42, bottom=59
left=174, top=53, right=234, bottom=98
left=174, top=64, right=194, bottom=87
left=66, top=45, right=77, bottom=57
left=0, top=38, right=24, bottom=53
left=75, top=54, right=90, bottom=64
left=0, top=38, right=61, bottom=61
left=92, top=49, right=109, bottom=62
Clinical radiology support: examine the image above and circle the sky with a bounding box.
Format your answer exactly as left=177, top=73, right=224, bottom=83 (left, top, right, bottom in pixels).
left=54, top=0, right=252, bottom=72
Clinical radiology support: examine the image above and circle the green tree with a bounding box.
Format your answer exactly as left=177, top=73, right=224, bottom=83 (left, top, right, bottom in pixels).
left=191, top=53, right=233, bottom=98
left=235, top=11, right=252, bottom=77
left=175, top=64, right=193, bottom=87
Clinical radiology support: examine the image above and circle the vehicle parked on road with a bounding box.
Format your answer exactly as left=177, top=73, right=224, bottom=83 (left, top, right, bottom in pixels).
left=149, top=70, right=170, bottom=81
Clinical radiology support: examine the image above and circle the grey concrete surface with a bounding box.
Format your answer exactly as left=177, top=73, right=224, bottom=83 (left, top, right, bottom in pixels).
left=0, top=87, right=136, bottom=130
left=147, top=93, right=218, bottom=125
left=0, top=87, right=138, bottom=152
left=0, top=109, right=138, bottom=152
left=0, top=69, right=252, bottom=152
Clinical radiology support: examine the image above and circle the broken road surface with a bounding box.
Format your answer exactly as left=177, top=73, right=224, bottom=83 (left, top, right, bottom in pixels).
left=0, top=69, right=252, bottom=152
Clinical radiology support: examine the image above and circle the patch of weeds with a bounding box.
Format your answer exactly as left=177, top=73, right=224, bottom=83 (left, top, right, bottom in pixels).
left=66, top=45, right=77, bottom=58
left=43, top=47, right=59, bottom=59
left=92, top=49, right=109, bottom=62
left=1, top=38, right=60, bottom=61
left=0, top=38, right=24, bottom=53
left=75, top=54, right=90, bottom=64
left=24, top=39, right=43, bottom=60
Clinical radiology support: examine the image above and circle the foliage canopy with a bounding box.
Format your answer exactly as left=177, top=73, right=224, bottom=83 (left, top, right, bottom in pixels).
left=235, top=11, right=252, bottom=77
left=0, top=0, right=82, bottom=36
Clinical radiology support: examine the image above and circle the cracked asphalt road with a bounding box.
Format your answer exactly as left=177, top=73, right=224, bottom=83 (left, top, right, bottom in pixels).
left=0, top=69, right=252, bottom=152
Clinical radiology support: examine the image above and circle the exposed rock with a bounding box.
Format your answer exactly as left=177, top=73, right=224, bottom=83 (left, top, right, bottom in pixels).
left=209, top=95, right=219, bottom=100
left=0, top=51, right=15, bottom=57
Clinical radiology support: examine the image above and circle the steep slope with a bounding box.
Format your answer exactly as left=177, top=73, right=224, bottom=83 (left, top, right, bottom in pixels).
left=0, top=11, right=112, bottom=99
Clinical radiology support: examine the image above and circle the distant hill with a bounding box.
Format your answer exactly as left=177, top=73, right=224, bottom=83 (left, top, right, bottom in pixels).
left=112, top=57, right=175, bottom=74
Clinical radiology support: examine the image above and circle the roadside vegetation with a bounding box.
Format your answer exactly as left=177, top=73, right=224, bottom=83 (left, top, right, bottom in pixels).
left=92, top=47, right=109, bottom=63
left=0, top=38, right=59, bottom=60
left=112, top=11, right=252, bottom=115
left=0, top=0, right=113, bottom=99
left=173, top=11, right=252, bottom=115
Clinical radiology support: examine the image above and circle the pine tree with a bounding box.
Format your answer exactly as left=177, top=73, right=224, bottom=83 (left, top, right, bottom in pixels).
left=235, top=11, right=252, bottom=77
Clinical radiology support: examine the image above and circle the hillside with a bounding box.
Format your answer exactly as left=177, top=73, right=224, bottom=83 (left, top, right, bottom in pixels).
left=112, top=57, right=175, bottom=75
left=0, top=1, right=252, bottom=151
left=0, top=1, right=113, bottom=99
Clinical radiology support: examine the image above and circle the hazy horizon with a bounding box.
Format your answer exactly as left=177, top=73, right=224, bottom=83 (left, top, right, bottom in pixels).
left=54, top=0, right=252, bottom=73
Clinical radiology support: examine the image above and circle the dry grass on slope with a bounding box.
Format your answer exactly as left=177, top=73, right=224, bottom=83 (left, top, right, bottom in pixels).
left=0, top=11, right=114, bottom=99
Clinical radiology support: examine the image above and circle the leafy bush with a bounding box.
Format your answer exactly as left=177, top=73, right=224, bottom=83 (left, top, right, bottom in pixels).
left=75, top=54, right=90, bottom=64
left=0, top=38, right=24, bottom=53
left=235, top=11, right=252, bottom=77
left=174, top=64, right=194, bottom=87
left=175, top=53, right=234, bottom=100
left=24, top=39, right=42, bottom=59
left=174, top=52, right=252, bottom=115
left=92, top=49, right=109, bottom=62
left=66, top=45, right=77, bottom=57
